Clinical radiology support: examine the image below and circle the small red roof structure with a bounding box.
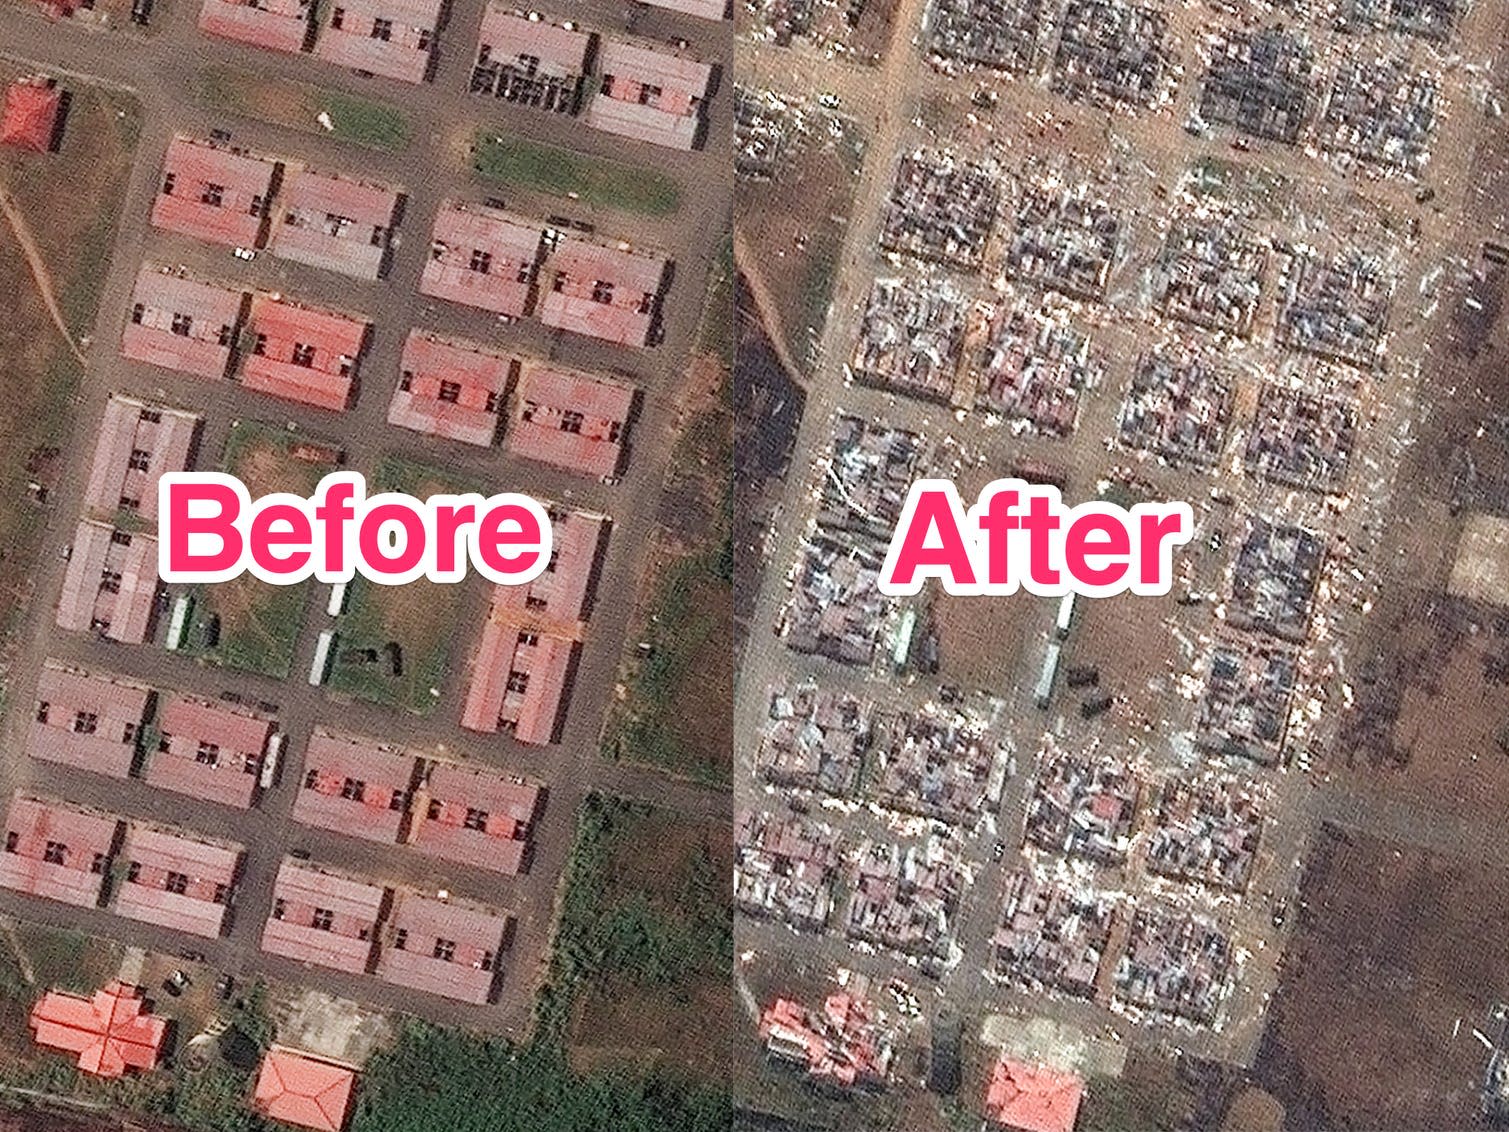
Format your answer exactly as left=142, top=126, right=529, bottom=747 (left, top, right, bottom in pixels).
left=292, top=728, right=418, bottom=844
left=314, top=0, right=441, bottom=83
left=83, top=395, right=200, bottom=523
left=261, top=859, right=386, bottom=974
left=984, top=1058, right=1085, bottom=1132
left=29, top=661, right=150, bottom=780
left=419, top=200, right=541, bottom=317
left=375, top=891, right=508, bottom=1004
left=410, top=763, right=539, bottom=875
left=151, top=137, right=279, bottom=249
left=0, top=794, right=119, bottom=908
left=122, top=264, right=248, bottom=380
left=30, top=982, right=166, bottom=1078
left=56, top=521, right=160, bottom=644
left=144, top=694, right=273, bottom=809
left=241, top=295, right=368, bottom=412
left=508, top=360, right=635, bottom=478
left=586, top=39, right=713, bottom=150
left=114, top=825, right=242, bottom=939
left=270, top=167, right=401, bottom=280
left=387, top=330, right=512, bottom=447
left=254, top=1047, right=356, bottom=1132
left=758, top=993, right=893, bottom=1088
left=198, top=0, right=314, bottom=54
left=1, top=78, right=61, bottom=154
left=537, top=234, right=668, bottom=347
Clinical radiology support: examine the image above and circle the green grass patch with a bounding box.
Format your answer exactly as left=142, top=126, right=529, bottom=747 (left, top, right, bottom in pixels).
left=473, top=132, right=681, bottom=216
left=698, top=235, right=735, bottom=366
left=192, top=66, right=411, bottom=152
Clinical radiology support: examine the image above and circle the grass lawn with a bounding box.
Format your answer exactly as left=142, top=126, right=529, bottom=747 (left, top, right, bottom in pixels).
left=325, top=456, right=479, bottom=715
left=182, top=421, right=340, bottom=678
left=192, top=66, right=411, bottom=152
left=473, top=132, right=681, bottom=216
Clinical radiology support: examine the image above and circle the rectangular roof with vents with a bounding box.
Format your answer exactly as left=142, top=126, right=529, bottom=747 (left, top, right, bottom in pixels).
left=419, top=201, right=541, bottom=316
left=198, top=0, right=314, bottom=53
left=56, top=521, right=160, bottom=644
left=29, top=662, right=150, bottom=780
left=144, top=694, right=273, bottom=809
left=270, top=168, right=401, bottom=280
left=586, top=40, right=713, bottom=150
left=387, top=331, right=512, bottom=447
left=122, top=266, right=247, bottom=380
left=314, top=0, right=442, bottom=83
left=261, top=859, right=386, bottom=974
left=151, top=137, right=279, bottom=248
left=83, top=396, right=200, bottom=523
left=375, top=891, right=508, bottom=1004
left=292, top=729, right=418, bottom=844
left=411, top=764, right=539, bottom=875
left=537, top=235, right=667, bottom=346
left=114, top=825, right=243, bottom=938
left=509, top=361, right=634, bottom=478
left=0, top=794, right=118, bottom=908
left=242, top=296, right=368, bottom=412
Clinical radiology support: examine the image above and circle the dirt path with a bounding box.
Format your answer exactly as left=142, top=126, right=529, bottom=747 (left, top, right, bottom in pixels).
left=0, top=182, right=87, bottom=367
left=732, top=227, right=808, bottom=388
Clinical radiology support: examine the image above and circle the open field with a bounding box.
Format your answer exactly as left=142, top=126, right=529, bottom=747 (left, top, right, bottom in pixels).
left=191, top=66, right=410, bottom=151
left=0, top=76, right=139, bottom=656
left=473, top=132, right=681, bottom=217
left=184, top=421, right=340, bottom=678
left=325, top=457, right=477, bottom=715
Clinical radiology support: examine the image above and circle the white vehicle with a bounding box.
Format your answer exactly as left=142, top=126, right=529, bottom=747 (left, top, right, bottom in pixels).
left=260, top=733, right=285, bottom=789
left=327, top=581, right=348, bottom=617
left=309, top=630, right=336, bottom=686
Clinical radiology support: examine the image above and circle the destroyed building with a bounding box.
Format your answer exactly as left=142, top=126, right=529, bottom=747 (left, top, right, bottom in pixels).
left=972, top=298, right=1101, bottom=435
left=869, top=704, right=1004, bottom=823
left=1025, top=749, right=1139, bottom=864
left=1118, top=345, right=1233, bottom=467
left=1229, top=517, right=1325, bottom=641
left=818, top=415, right=928, bottom=543
left=1337, top=0, right=1465, bottom=44
left=1153, top=214, right=1267, bottom=337
left=1114, top=906, right=1232, bottom=1024
left=1196, top=636, right=1298, bottom=765
left=844, top=837, right=971, bottom=960
left=735, top=810, right=844, bottom=931
left=1245, top=381, right=1358, bottom=494
left=851, top=276, right=968, bottom=402
left=735, top=87, right=788, bottom=180
left=756, top=680, right=871, bottom=794
left=1276, top=249, right=1394, bottom=369
left=1316, top=51, right=1438, bottom=174
left=1050, top=0, right=1170, bottom=109
left=1004, top=181, right=1123, bottom=301
left=1198, top=25, right=1314, bottom=145
left=926, top=0, right=1049, bottom=75
left=783, top=533, right=893, bottom=666
left=880, top=151, right=1001, bottom=271
left=758, top=989, right=896, bottom=1089
left=992, top=870, right=1114, bottom=999
left=1145, top=775, right=1263, bottom=892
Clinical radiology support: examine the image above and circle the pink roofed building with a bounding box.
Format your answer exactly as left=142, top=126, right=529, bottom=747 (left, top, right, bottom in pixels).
left=537, top=233, right=668, bottom=347
left=242, top=295, right=368, bottom=411
left=30, top=983, right=166, bottom=1078
left=262, top=859, right=386, bottom=975
left=0, top=795, right=118, bottom=909
left=292, top=729, right=418, bottom=844
left=469, top=8, right=591, bottom=111
left=315, top=0, right=441, bottom=83
left=56, top=521, right=160, bottom=644
left=586, top=39, right=713, bottom=150
left=758, top=992, right=894, bottom=1089
left=1, top=78, right=62, bottom=153
left=255, top=1048, right=356, bottom=1132
left=387, top=330, right=512, bottom=447
left=411, top=763, right=539, bottom=876
left=83, top=396, right=200, bottom=523
left=29, top=662, right=150, bottom=780
left=509, top=360, right=635, bottom=478
left=985, top=1058, right=1084, bottom=1132
left=270, top=167, right=400, bottom=280
left=640, top=0, right=728, bottom=18
left=419, top=200, right=541, bottom=316
left=198, top=0, right=315, bottom=54
left=122, top=265, right=247, bottom=380
left=114, top=825, right=243, bottom=938
left=461, top=509, right=604, bottom=744
left=375, top=891, right=508, bottom=1004
left=143, top=694, right=273, bottom=809
left=151, top=137, right=279, bottom=248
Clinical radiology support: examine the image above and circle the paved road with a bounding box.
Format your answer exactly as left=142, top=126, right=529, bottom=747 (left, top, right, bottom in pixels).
left=0, top=0, right=731, bottom=1038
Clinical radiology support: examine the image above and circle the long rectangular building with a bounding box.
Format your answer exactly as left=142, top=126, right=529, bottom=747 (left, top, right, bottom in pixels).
left=411, top=764, right=539, bottom=875
left=29, top=662, right=150, bottom=780
left=537, top=234, right=667, bottom=347
left=419, top=201, right=540, bottom=317
left=387, top=331, right=512, bottom=447
left=375, top=891, right=508, bottom=1005
left=114, top=825, right=242, bottom=939
left=242, top=295, right=367, bottom=411
left=292, top=729, right=418, bottom=844
left=470, top=8, right=592, bottom=111
left=56, top=521, right=160, bottom=644
left=314, top=0, right=442, bottom=83
left=151, top=137, right=280, bottom=248
left=144, top=694, right=273, bottom=809
left=198, top=0, right=314, bottom=54
left=83, top=396, right=200, bottom=523
left=509, top=361, right=634, bottom=478
left=0, top=795, right=118, bottom=909
left=122, top=266, right=247, bottom=380
left=270, top=167, right=400, bottom=280
left=586, top=39, right=713, bottom=150
left=262, top=859, right=386, bottom=974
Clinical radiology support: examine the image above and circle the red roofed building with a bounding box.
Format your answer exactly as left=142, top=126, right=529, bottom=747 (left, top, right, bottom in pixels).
left=375, top=892, right=508, bottom=1004
left=292, top=729, right=418, bottom=844
left=198, top=0, right=315, bottom=54
left=254, top=1047, right=356, bottom=1132
left=984, top=1058, right=1084, bottom=1132
left=144, top=694, right=273, bottom=809
left=123, top=266, right=248, bottom=380
left=641, top=0, right=728, bottom=18
left=461, top=509, right=604, bottom=743
left=29, top=661, right=150, bottom=780
left=410, top=763, right=539, bottom=875
left=271, top=167, right=400, bottom=280
left=29, top=983, right=166, bottom=1078
left=1, top=78, right=61, bottom=153
left=419, top=201, right=541, bottom=317
left=114, top=825, right=242, bottom=938
left=314, top=0, right=441, bottom=83
left=151, top=137, right=279, bottom=249
left=56, top=521, right=161, bottom=644
left=470, top=8, right=591, bottom=111
left=537, top=233, right=667, bottom=347
left=261, top=860, right=386, bottom=975
left=758, top=992, right=894, bottom=1088
left=387, top=330, right=512, bottom=447
left=83, top=396, right=200, bottom=523
left=0, top=794, right=118, bottom=908
left=241, top=295, right=368, bottom=411
left=509, top=360, right=635, bottom=478
left=586, top=39, right=713, bottom=150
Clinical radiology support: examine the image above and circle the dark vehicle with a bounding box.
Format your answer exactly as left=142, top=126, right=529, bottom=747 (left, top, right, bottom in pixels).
left=290, top=847, right=312, bottom=860
left=215, top=973, right=235, bottom=1001
left=163, top=970, right=190, bottom=997
left=1081, top=694, right=1114, bottom=719
left=1064, top=665, right=1098, bottom=688
left=939, top=684, right=963, bottom=704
